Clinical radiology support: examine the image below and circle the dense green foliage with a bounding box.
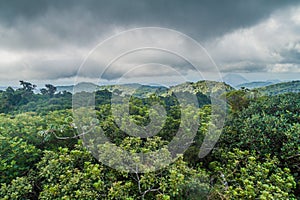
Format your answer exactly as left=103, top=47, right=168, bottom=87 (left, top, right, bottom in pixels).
left=0, top=81, right=299, bottom=199
left=0, top=81, right=72, bottom=114
left=217, top=92, right=300, bottom=197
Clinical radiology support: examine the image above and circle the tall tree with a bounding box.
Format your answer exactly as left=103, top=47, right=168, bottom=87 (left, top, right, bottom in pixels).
left=45, top=84, right=57, bottom=97
left=40, top=84, right=57, bottom=97
left=19, top=80, right=36, bottom=92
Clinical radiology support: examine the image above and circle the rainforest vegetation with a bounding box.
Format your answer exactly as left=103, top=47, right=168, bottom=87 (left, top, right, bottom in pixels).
left=0, top=80, right=299, bottom=199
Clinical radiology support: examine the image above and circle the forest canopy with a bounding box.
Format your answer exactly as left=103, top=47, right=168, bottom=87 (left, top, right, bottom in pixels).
left=0, top=80, right=299, bottom=199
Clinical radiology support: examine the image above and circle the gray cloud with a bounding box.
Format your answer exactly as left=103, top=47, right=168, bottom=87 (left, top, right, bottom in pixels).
left=279, top=42, right=300, bottom=64
left=1, top=0, right=298, bottom=40
left=207, top=6, right=300, bottom=73
left=0, top=0, right=300, bottom=84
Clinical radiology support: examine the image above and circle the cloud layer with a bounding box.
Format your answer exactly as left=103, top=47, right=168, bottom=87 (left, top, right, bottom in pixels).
left=208, top=6, right=300, bottom=73
left=0, top=0, right=299, bottom=85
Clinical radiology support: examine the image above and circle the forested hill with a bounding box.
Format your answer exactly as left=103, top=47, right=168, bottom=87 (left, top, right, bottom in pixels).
left=168, top=80, right=234, bottom=96
left=57, top=79, right=300, bottom=97
left=236, top=81, right=276, bottom=89
left=256, top=80, right=300, bottom=95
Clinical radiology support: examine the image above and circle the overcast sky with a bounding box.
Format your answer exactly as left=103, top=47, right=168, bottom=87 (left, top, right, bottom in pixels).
left=0, top=0, right=300, bottom=86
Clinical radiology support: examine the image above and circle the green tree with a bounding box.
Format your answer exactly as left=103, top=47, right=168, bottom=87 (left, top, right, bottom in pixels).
left=225, top=89, right=250, bottom=112
left=0, top=136, right=41, bottom=184
left=209, top=149, right=296, bottom=199
left=19, top=80, right=36, bottom=92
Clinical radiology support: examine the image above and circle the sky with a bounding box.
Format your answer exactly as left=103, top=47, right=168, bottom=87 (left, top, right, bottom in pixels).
left=0, top=0, right=300, bottom=87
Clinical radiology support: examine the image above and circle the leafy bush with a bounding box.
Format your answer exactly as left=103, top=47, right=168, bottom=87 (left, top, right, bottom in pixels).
left=209, top=149, right=296, bottom=199
left=0, top=136, right=41, bottom=184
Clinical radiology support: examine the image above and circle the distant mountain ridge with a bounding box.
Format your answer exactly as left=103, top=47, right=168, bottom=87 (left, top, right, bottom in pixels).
left=222, top=73, right=249, bottom=87
left=237, top=81, right=274, bottom=89
left=57, top=82, right=167, bottom=97
left=257, top=80, right=300, bottom=95
left=236, top=79, right=281, bottom=89
left=55, top=79, right=300, bottom=97
left=56, top=82, right=99, bottom=93
left=56, top=80, right=233, bottom=98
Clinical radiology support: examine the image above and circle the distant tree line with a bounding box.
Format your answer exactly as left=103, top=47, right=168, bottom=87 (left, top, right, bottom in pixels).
left=0, top=81, right=72, bottom=114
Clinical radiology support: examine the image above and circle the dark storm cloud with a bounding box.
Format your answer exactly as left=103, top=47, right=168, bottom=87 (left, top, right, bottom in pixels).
left=1, top=0, right=299, bottom=41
